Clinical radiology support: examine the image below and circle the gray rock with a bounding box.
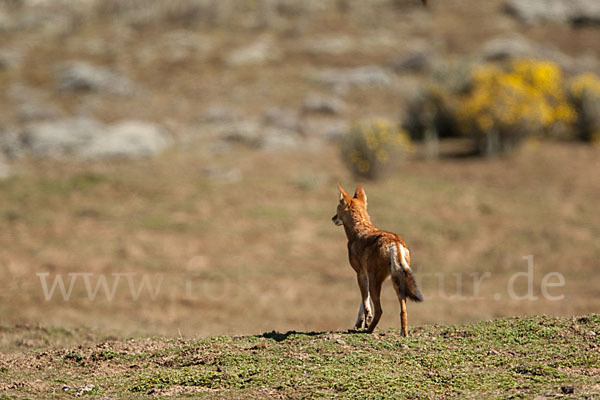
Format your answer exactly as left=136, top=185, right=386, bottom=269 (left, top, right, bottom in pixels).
left=480, top=36, right=539, bottom=61
left=81, top=121, right=170, bottom=160
left=504, top=0, right=600, bottom=25
left=504, top=0, right=570, bottom=24
left=263, top=107, right=300, bottom=132
left=224, top=37, right=282, bottom=66
left=219, top=120, right=301, bottom=150
left=0, top=130, right=26, bottom=159
left=571, top=1, right=600, bottom=25
left=302, top=35, right=356, bottom=56
left=0, top=0, right=90, bottom=34
left=315, top=66, right=394, bottom=90
left=479, top=35, right=588, bottom=72
left=24, top=118, right=104, bottom=159
left=258, top=129, right=301, bottom=150
left=221, top=120, right=263, bottom=146
left=207, top=140, right=233, bottom=155
left=75, top=383, right=95, bottom=397
left=18, top=103, right=63, bottom=122
left=302, top=118, right=349, bottom=142
left=391, top=51, right=433, bottom=73
left=302, top=94, right=346, bottom=115
left=56, top=61, right=134, bottom=94
left=200, top=105, right=239, bottom=123
left=23, top=118, right=170, bottom=160
left=137, top=30, right=213, bottom=65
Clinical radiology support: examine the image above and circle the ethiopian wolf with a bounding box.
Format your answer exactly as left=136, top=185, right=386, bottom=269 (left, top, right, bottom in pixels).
left=332, top=184, right=423, bottom=336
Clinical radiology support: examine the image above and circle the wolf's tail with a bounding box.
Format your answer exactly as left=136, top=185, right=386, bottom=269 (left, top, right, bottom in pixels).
left=389, top=243, right=423, bottom=302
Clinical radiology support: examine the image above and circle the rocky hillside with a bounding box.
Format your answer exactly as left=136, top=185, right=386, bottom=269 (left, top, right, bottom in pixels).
left=1, top=0, right=599, bottom=171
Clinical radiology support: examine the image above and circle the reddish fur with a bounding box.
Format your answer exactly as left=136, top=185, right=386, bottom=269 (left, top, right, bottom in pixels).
left=332, top=184, right=422, bottom=336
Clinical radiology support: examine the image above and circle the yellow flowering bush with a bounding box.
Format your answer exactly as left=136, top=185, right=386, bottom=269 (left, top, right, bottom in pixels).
left=569, top=72, right=600, bottom=145
left=458, top=60, right=576, bottom=156
left=342, top=119, right=413, bottom=180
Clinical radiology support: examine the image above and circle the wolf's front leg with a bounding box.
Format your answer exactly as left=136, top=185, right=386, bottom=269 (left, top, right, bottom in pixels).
left=354, top=272, right=372, bottom=330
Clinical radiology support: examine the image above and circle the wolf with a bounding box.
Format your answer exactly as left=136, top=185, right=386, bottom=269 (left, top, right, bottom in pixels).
left=332, top=184, right=423, bottom=336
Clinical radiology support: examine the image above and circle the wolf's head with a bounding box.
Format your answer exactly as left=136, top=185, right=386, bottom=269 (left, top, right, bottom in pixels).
left=332, top=184, right=369, bottom=227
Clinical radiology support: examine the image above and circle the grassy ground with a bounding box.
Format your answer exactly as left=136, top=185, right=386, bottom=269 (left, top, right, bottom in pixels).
left=0, top=314, right=598, bottom=398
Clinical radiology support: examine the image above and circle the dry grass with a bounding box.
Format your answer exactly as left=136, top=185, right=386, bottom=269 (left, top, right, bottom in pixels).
left=1, top=141, right=599, bottom=339
left=1, top=0, right=599, bottom=341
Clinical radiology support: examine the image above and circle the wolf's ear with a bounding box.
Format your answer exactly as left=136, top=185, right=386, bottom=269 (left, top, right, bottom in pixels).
left=337, top=183, right=351, bottom=205
left=354, top=185, right=367, bottom=206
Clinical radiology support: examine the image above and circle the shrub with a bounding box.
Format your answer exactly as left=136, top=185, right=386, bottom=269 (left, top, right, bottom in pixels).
left=569, top=73, right=600, bottom=146
left=458, top=60, right=576, bottom=156
left=404, top=83, right=461, bottom=159
left=342, top=119, right=412, bottom=180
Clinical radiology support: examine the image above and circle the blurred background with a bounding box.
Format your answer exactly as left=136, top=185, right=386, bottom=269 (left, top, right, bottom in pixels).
left=0, top=0, right=599, bottom=340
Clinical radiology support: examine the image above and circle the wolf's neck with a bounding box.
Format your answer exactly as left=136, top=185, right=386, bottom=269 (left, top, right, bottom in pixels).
left=343, top=212, right=374, bottom=239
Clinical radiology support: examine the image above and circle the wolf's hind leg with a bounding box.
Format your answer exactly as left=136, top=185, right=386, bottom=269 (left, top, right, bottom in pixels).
left=366, top=275, right=383, bottom=333
left=392, top=279, right=409, bottom=337
left=355, top=302, right=365, bottom=329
